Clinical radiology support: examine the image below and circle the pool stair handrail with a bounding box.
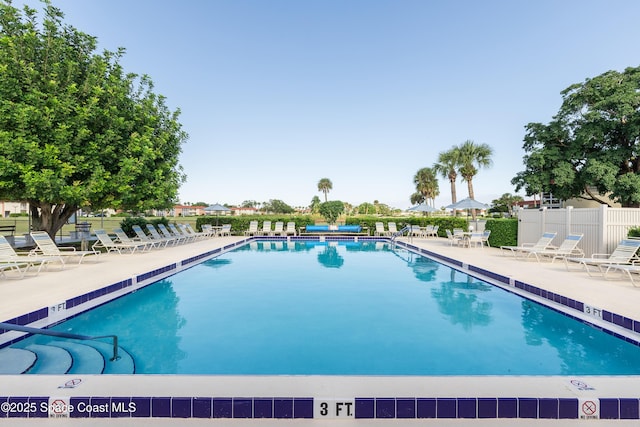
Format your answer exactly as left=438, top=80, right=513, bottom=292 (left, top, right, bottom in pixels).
left=0, top=322, right=120, bottom=361
left=391, top=225, right=411, bottom=241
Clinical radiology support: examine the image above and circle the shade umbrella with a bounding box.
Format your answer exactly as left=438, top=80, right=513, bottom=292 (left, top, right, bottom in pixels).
left=408, top=203, right=438, bottom=216
left=408, top=203, right=438, bottom=213
left=445, top=197, right=488, bottom=224
left=204, top=203, right=231, bottom=225
left=445, top=197, right=488, bottom=211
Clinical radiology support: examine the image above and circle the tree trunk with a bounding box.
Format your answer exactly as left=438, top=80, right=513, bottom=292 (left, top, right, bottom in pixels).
left=30, top=201, right=78, bottom=239
left=467, top=179, right=476, bottom=220
left=449, top=176, right=457, bottom=205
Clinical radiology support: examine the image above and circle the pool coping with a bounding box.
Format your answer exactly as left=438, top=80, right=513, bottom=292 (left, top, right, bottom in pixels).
left=2, top=235, right=640, bottom=422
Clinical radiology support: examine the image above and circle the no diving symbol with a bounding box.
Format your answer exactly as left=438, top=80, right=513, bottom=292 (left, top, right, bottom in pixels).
left=582, top=400, right=597, bottom=416
left=59, top=378, right=82, bottom=389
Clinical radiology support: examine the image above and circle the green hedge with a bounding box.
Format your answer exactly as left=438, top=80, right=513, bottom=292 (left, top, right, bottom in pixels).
left=484, top=218, right=517, bottom=247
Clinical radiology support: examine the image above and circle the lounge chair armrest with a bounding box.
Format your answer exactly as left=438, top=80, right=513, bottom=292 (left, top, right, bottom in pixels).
left=591, top=253, right=609, bottom=259
left=520, top=243, right=535, bottom=248
left=57, top=246, right=77, bottom=252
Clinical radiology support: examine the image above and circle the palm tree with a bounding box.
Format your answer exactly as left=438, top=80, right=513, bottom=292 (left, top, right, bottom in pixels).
left=456, top=140, right=493, bottom=218
left=413, top=167, right=439, bottom=207
left=433, top=148, right=460, bottom=205
left=317, top=178, right=333, bottom=202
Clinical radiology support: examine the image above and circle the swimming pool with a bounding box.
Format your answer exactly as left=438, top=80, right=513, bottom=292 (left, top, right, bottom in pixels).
left=15, top=239, right=640, bottom=375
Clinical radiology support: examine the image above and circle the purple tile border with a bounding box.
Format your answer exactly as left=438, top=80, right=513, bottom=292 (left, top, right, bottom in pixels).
left=2, top=395, right=635, bottom=420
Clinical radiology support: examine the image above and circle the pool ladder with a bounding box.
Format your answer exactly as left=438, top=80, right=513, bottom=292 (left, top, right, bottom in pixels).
left=390, top=225, right=412, bottom=242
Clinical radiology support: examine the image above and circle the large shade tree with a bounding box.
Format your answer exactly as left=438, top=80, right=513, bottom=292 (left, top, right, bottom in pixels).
left=0, top=1, right=187, bottom=237
left=512, top=66, right=640, bottom=207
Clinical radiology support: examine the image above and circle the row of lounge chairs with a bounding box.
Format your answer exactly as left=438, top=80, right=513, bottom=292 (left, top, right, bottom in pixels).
left=500, top=231, right=640, bottom=285
left=244, top=221, right=296, bottom=236
left=93, top=223, right=214, bottom=254
left=0, top=223, right=222, bottom=278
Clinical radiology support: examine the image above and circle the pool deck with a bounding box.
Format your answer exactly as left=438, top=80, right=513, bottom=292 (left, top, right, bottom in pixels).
left=2, top=235, right=640, bottom=425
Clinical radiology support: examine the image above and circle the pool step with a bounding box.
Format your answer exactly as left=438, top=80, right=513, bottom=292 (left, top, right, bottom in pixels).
left=0, top=347, right=37, bottom=374
left=24, top=344, right=73, bottom=374
left=1, top=340, right=135, bottom=375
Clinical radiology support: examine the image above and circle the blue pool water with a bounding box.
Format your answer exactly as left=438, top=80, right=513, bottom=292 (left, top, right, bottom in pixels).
left=20, top=240, right=640, bottom=375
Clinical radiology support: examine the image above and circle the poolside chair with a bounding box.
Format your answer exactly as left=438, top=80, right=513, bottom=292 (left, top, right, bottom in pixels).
left=244, top=221, right=259, bottom=236
left=481, top=230, right=491, bottom=247
left=445, top=229, right=464, bottom=246
left=146, top=224, right=178, bottom=246
left=182, top=223, right=208, bottom=239
left=30, top=231, right=99, bottom=265
left=603, top=263, right=640, bottom=287
left=92, top=229, right=148, bottom=254
left=170, top=224, right=195, bottom=243
left=500, top=231, right=558, bottom=258
left=425, top=225, right=439, bottom=238
left=524, top=233, right=584, bottom=263
left=272, top=221, right=285, bottom=236
left=131, top=225, right=167, bottom=249
left=218, top=224, right=232, bottom=237
left=0, top=260, right=32, bottom=279
left=565, top=239, right=640, bottom=276
left=0, top=235, right=53, bottom=274
left=374, top=222, right=389, bottom=237
left=258, top=221, right=272, bottom=236
left=410, top=225, right=424, bottom=238
left=157, top=223, right=187, bottom=244
left=388, top=222, right=398, bottom=234
left=112, top=228, right=154, bottom=252
left=284, top=222, right=296, bottom=236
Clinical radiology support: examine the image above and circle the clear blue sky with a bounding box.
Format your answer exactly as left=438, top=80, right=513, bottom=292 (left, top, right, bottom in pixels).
left=16, top=0, right=640, bottom=209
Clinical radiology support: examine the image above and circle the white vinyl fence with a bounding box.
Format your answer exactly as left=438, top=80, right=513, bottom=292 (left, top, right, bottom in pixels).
left=516, top=205, right=640, bottom=257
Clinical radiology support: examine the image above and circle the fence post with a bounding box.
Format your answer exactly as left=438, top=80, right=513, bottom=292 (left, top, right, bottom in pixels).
left=599, top=204, right=608, bottom=254
left=565, top=206, right=573, bottom=235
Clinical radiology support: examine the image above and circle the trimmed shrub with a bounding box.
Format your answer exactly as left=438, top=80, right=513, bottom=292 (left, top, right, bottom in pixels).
left=485, top=218, right=517, bottom=247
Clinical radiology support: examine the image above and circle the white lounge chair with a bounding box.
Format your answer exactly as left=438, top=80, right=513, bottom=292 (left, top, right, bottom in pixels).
left=244, top=221, right=259, bottom=236
left=182, top=223, right=207, bottom=239
left=374, top=222, right=390, bottom=237
left=30, top=231, right=99, bottom=265
left=284, top=222, right=296, bottom=236
left=157, top=223, right=187, bottom=244
left=500, top=232, right=558, bottom=258
left=92, top=229, right=147, bottom=254
left=565, top=239, right=640, bottom=276
left=146, top=224, right=178, bottom=246
left=112, top=228, right=154, bottom=251
left=524, top=233, right=584, bottom=263
left=272, top=221, right=285, bottom=236
left=388, top=222, right=398, bottom=234
left=258, top=221, right=272, bottom=236
left=169, top=224, right=195, bottom=242
left=0, top=235, right=52, bottom=275
left=0, top=260, right=32, bottom=279
left=132, top=225, right=167, bottom=248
